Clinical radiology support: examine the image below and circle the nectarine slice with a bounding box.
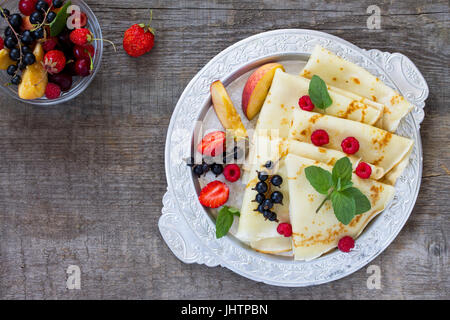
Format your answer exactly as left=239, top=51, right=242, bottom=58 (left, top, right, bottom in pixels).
left=211, top=80, right=248, bottom=140
left=242, top=63, right=285, bottom=120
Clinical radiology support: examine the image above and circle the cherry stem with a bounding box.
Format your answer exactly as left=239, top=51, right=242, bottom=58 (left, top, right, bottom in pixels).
left=93, top=38, right=117, bottom=52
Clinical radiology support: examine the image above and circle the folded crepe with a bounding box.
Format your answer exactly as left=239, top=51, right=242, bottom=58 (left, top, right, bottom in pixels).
left=300, top=45, right=413, bottom=132
left=289, top=109, right=414, bottom=179
left=285, top=154, right=395, bottom=261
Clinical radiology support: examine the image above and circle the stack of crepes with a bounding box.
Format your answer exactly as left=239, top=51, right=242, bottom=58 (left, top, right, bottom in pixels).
left=236, top=45, right=414, bottom=261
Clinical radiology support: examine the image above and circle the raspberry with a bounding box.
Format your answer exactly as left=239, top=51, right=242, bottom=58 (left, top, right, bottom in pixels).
left=223, top=164, right=241, bottom=182
left=338, top=236, right=355, bottom=253
left=0, top=37, right=3, bottom=50
left=42, top=37, right=58, bottom=52
left=355, top=162, right=372, bottom=179
left=45, top=82, right=61, bottom=99
left=298, top=95, right=315, bottom=111
left=341, top=137, right=360, bottom=154
left=277, top=223, right=292, bottom=237
left=311, top=129, right=329, bottom=146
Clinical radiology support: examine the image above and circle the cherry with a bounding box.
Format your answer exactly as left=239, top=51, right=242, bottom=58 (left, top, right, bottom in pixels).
left=19, top=0, right=38, bottom=16
left=74, top=58, right=91, bottom=76
left=48, top=73, right=73, bottom=92
left=73, top=44, right=94, bottom=60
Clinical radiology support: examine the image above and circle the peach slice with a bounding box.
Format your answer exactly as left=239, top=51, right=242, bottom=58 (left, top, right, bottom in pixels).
left=0, top=49, right=15, bottom=70
left=210, top=80, right=248, bottom=140
left=242, top=63, right=285, bottom=120
left=18, top=43, right=47, bottom=100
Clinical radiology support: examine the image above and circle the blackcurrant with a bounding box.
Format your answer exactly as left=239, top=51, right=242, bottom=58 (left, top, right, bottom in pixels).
left=53, top=0, right=64, bottom=9
left=233, top=146, right=243, bottom=160
left=21, top=46, right=32, bottom=54
left=271, top=175, right=283, bottom=187
left=262, top=199, right=273, bottom=210
left=4, top=36, right=17, bottom=49
left=32, top=27, right=44, bottom=39
left=270, top=191, right=283, bottom=204
left=254, top=181, right=268, bottom=194
left=186, top=156, right=195, bottom=167
left=8, top=14, right=22, bottom=29
left=30, top=11, right=44, bottom=24
left=1, top=8, right=10, bottom=19
left=36, top=0, right=49, bottom=12
left=9, top=48, right=20, bottom=61
left=23, top=53, right=36, bottom=65
left=47, top=11, right=56, bottom=23
left=257, top=170, right=269, bottom=182
left=21, top=30, right=34, bottom=45
left=264, top=160, right=273, bottom=169
left=11, top=75, right=21, bottom=85
left=6, top=64, right=17, bottom=76
left=18, top=61, right=26, bottom=70
left=201, top=162, right=210, bottom=174
left=4, top=27, right=13, bottom=37
left=255, top=204, right=265, bottom=213
left=193, top=165, right=204, bottom=177
left=263, top=210, right=277, bottom=222
left=254, top=193, right=265, bottom=204
left=211, top=163, right=223, bottom=176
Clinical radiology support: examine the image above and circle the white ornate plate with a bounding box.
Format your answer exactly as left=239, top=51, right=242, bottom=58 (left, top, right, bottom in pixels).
left=159, top=29, right=428, bottom=287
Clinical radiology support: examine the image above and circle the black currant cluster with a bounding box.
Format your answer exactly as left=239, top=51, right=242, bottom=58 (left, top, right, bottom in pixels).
left=252, top=161, right=284, bottom=222
left=188, top=158, right=224, bottom=178
left=0, top=1, right=63, bottom=85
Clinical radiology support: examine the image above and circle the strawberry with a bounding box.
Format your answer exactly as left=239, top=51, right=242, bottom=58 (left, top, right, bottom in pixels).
left=70, top=28, right=93, bottom=46
left=198, top=181, right=229, bottom=208
left=44, top=50, right=66, bottom=74
left=197, top=131, right=226, bottom=157
left=123, top=11, right=155, bottom=57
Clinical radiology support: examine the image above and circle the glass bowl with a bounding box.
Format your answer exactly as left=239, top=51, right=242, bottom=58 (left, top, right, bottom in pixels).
left=0, top=0, right=103, bottom=105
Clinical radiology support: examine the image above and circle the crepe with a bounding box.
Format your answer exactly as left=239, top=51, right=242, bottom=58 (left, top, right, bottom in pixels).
left=300, top=45, right=413, bottom=132
left=289, top=109, right=414, bottom=178
left=285, top=154, right=395, bottom=261
left=250, top=237, right=293, bottom=254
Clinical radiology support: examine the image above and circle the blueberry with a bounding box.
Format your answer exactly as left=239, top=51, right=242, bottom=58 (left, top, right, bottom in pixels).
left=264, top=160, right=273, bottom=169
left=47, top=11, right=56, bottom=23
left=30, top=11, right=44, bottom=24
left=9, top=48, right=20, bottom=61
left=254, top=193, right=265, bottom=204
left=7, top=64, right=17, bottom=76
left=262, top=199, right=273, bottom=210
left=36, top=0, right=49, bottom=12
left=1, top=8, right=10, bottom=19
left=23, top=53, right=36, bottom=65
left=11, top=75, right=21, bottom=85
left=271, top=175, right=283, bottom=187
left=257, top=170, right=269, bottom=182
left=193, top=165, right=204, bottom=177
left=4, top=36, right=17, bottom=49
left=270, top=191, right=283, bottom=204
left=8, top=14, right=22, bottom=29
left=53, top=0, right=64, bottom=8
left=211, top=163, right=223, bottom=176
left=32, top=27, right=44, bottom=39
left=21, top=30, right=34, bottom=45
left=254, top=181, right=268, bottom=194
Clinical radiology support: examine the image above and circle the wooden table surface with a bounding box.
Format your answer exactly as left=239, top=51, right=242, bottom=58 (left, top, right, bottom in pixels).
left=0, top=0, right=448, bottom=300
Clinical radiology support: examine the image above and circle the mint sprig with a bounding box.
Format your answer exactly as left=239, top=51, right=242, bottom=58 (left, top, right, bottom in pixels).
left=308, top=75, right=333, bottom=110
left=216, top=206, right=240, bottom=239
left=304, top=157, right=371, bottom=225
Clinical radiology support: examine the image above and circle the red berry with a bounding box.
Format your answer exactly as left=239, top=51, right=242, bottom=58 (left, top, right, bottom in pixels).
left=123, top=24, right=155, bottom=57
left=44, top=50, right=66, bottom=74
left=73, top=44, right=94, bottom=60
left=299, top=95, right=315, bottom=111
left=197, top=131, right=226, bottom=157
left=355, top=162, right=372, bottom=179
left=338, top=236, right=355, bottom=253
left=42, top=37, right=58, bottom=52
left=45, top=82, right=61, bottom=99
left=223, top=164, right=241, bottom=182
left=198, top=180, right=230, bottom=208
left=341, top=137, right=360, bottom=154
left=311, top=129, right=329, bottom=146
left=70, top=28, right=93, bottom=45
left=74, top=58, right=91, bottom=77
left=277, top=223, right=293, bottom=237
left=48, top=73, right=72, bottom=92
left=0, top=37, right=4, bottom=50
left=19, top=0, right=37, bottom=16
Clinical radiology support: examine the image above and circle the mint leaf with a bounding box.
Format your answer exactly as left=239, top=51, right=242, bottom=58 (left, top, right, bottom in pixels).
left=332, top=157, right=353, bottom=186
left=216, top=206, right=238, bottom=239
left=331, top=191, right=356, bottom=225
left=305, top=166, right=333, bottom=195
left=50, top=1, right=72, bottom=37
left=308, top=75, right=333, bottom=110
left=343, top=187, right=371, bottom=215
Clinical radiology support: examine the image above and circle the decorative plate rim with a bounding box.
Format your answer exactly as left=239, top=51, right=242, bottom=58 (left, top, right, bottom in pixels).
left=160, top=29, right=428, bottom=287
